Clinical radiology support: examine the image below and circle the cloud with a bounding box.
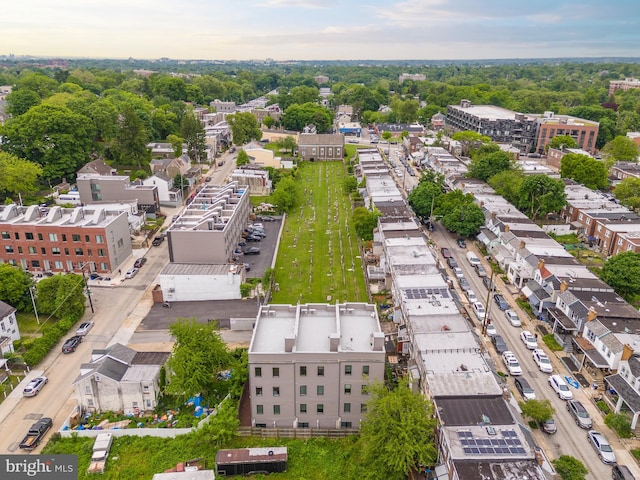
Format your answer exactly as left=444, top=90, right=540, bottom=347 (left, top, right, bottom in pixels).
left=259, top=0, right=331, bottom=8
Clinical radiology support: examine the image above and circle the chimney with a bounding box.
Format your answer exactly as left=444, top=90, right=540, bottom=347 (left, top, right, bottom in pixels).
left=559, top=281, right=568, bottom=292
left=587, top=307, right=597, bottom=322
left=504, top=224, right=510, bottom=233
left=538, top=259, right=545, bottom=271
left=490, top=212, right=497, bottom=220
left=519, top=240, right=526, bottom=249
left=284, top=336, right=295, bottom=353
left=622, top=344, right=635, bottom=362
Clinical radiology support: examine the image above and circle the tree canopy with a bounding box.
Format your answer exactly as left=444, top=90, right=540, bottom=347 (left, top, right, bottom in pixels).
left=180, top=111, right=207, bottom=163
left=281, top=102, right=333, bottom=132
left=227, top=112, right=262, bottom=146
left=613, top=177, right=640, bottom=211
left=518, top=174, right=567, bottom=219
left=548, top=134, right=578, bottom=150
left=270, top=176, right=300, bottom=213
left=0, top=151, right=43, bottom=200
left=165, top=318, right=233, bottom=401
left=602, top=251, right=640, bottom=301
left=352, top=381, right=438, bottom=480
left=488, top=169, right=524, bottom=206
left=435, top=190, right=485, bottom=237
left=408, top=179, right=444, bottom=220
left=467, top=150, right=513, bottom=182
left=559, top=153, right=609, bottom=190
left=352, top=207, right=381, bottom=241
left=552, top=455, right=588, bottom=480
left=602, top=135, right=639, bottom=164
left=0, top=264, right=32, bottom=310
left=36, top=274, right=86, bottom=322
left=236, top=150, right=250, bottom=166
left=518, top=399, right=555, bottom=422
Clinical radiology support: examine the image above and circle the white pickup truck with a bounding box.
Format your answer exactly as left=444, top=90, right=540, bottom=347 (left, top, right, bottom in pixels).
left=87, top=433, right=113, bottom=474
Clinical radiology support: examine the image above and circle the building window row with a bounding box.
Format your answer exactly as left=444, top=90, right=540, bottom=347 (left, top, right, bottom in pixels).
left=255, top=403, right=365, bottom=416
left=1, top=232, right=106, bottom=244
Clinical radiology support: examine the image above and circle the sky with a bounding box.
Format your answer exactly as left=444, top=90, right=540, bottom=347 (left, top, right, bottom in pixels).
left=2, top=0, right=639, bottom=61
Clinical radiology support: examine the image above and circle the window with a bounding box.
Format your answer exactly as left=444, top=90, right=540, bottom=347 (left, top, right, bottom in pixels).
left=362, top=365, right=369, bottom=376
left=28, top=246, right=36, bottom=254
left=300, top=385, right=307, bottom=396
left=100, top=262, right=108, bottom=270
left=300, top=404, right=307, bottom=413
left=71, top=234, right=81, bottom=242
left=256, top=405, right=263, bottom=415
left=117, top=238, right=124, bottom=248
left=272, top=367, right=279, bottom=378
left=5, top=246, right=13, bottom=254
left=54, top=261, right=63, bottom=269
left=299, top=422, right=309, bottom=428
left=317, top=366, right=324, bottom=376
left=31, top=260, right=40, bottom=268
left=341, top=422, right=353, bottom=428
left=344, top=384, right=351, bottom=395
left=75, top=248, right=84, bottom=256
left=85, top=385, right=92, bottom=394
left=1, top=231, right=9, bottom=240
left=255, top=367, right=262, bottom=377
left=64, top=248, right=70, bottom=255
left=317, top=385, right=324, bottom=396
left=17, top=246, right=22, bottom=254
left=345, top=365, right=352, bottom=376
left=14, top=232, right=19, bottom=240
left=38, top=233, right=43, bottom=241
left=98, top=249, right=106, bottom=257
left=256, top=387, right=263, bottom=396
left=25, top=232, right=34, bottom=240
left=300, top=366, right=307, bottom=376
left=96, top=235, right=104, bottom=244
left=361, top=404, right=367, bottom=413
left=41, top=247, right=46, bottom=254
left=344, top=403, right=351, bottom=413
left=85, top=235, right=90, bottom=242
left=143, top=384, right=150, bottom=392
left=87, top=249, right=93, bottom=256
left=273, top=387, right=280, bottom=397
left=49, top=233, right=58, bottom=241
left=52, top=247, right=61, bottom=255
left=317, top=404, right=324, bottom=414
left=361, top=385, right=368, bottom=395
left=273, top=405, right=280, bottom=415
left=61, top=234, right=67, bottom=242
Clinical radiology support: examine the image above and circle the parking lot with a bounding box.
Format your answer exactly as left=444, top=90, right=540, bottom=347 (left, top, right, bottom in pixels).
left=239, top=216, right=283, bottom=278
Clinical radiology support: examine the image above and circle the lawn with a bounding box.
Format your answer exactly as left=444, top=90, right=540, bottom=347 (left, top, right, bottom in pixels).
left=271, top=161, right=368, bottom=304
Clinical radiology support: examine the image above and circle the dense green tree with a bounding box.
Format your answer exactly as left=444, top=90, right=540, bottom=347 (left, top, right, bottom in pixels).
left=518, top=174, right=566, bottom=219
left=166, top=134, right=184, bottom=158
left=150, top=75, right=187, bottom=101
left=113, top=104, right=150, bottom=169
left=408, top=180, right=444, bottom=220
left=152, top=105, right=179, bottom=141
left=0, top=152, right=43, bottom=199
left=36, top=274, right=86, bottom=321
left=180, top=111, right=207, bottom=163
left=467, top=151, right=513, bottom=181
left=271, top=176, right=299, bottom=213
left=5, top=88, right=41, bottom=116
left=440, top=200, right=485, bottom=238
left=173, top=173, right=189, bottom=199
left=552, top=455, right=588, bottom=480
left=518, top=399, right=555, bottom=422
left=602, top=136, right=639, bottom=164
left=0, top=104, right=96, bottom=181
left=417, top=105, right=443, bottom=125
left=262, top=116, right=274, bottom=128
left=352, top=207, right=380, bottom=241
left=277, top=85, right=319, bottom=110
left=353, top=381, right=438, bottom=480
left=236, top=150, right=250, bottom=166
left=281, top=102, right=333, bottom=132
left=613, top=177, right=640, bottom=210
left=451, top=131, right=492, bottom=157
left=548, top=134, right=578, bottom=150
left=0, top=264, right=32, bottom=310
left=488, top=169, right=524, bottom=206
left=602, top=252, right=640, bottom=300
left=559, top=153, right=609, bottom=190
left=15, top=72, right=59, bottom=98
left=343, top=176, right=358, bottom=195
left=165, top=318, right=233, bottom=401
left=227, top=112, right=262, bottom=146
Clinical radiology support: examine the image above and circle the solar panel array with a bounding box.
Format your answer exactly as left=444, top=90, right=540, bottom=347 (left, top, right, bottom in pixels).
left=404, top=288, right=450, bottom=300
left=457, top=430, right=526, bottom=456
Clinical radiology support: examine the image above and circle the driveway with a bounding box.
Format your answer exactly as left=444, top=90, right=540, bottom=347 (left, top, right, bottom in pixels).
left=240, top=217, right=282, bottom=278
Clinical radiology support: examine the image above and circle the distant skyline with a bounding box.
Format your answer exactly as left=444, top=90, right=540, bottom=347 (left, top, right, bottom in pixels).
left=2, top=0, right=639, bottom=61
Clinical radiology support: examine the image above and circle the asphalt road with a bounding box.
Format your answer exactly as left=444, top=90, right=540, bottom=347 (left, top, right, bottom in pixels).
left=431, top=226, right=634, bottom=479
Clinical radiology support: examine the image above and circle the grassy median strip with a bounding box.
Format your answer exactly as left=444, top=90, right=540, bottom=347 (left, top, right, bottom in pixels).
left=272, top=161, right=367, bottom=304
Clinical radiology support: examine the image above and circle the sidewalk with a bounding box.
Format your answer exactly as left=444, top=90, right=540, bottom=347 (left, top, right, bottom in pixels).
left=0, top=370, right=44, bottom=426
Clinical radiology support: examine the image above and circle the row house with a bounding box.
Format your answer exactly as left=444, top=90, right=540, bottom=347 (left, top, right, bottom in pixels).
left=0, top=204, right=131, bottom=274
left=611, top=162, right=640, bottom=182
left=0, top=300, right=20, bottom=355
left=546, top=147, right=593, bottom=170
left=591, top=218, right=640, bottom=256
left=606, top=352, right=640, bottom=429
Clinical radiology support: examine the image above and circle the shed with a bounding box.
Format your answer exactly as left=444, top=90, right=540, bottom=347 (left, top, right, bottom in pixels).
left=215, top=447, right=287, bottom=476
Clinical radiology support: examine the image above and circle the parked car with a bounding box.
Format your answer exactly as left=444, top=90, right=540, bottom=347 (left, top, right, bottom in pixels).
left=246, top=235, right=262, bottom=242
left=244, top=247, right=261, bottom=255
left=465, top=289, right=478, bottom=303
left=532, top=349, right=553, bottom=373
left=440, top=247, right=452, bottom=258
left=492, top=334, right=508, bottom=354
left=566, top=400, right=593, bottom=429
left=447, top=257, right=458, bottom=269
left=133, top=257, right=147, bottom=268
left=124, top=268, right=139, bottom=279
left=152, top=235, right=165, bottom=246
left=256, top=215, right=275, bottom=222
left=466, top=252, right=481, bottom=267
left=475, top=264, right=487, bottom=277
left=501, top=351, right=523, bottom=376
left=587, top=430, right=616, bottom=464
left=456, top=238, right=467, bottom=248
left=505, top=309, right=522, bottom=327
left=493, top=293, right=509, bottom=310
left=204, top=176, right=212, bottom=182
left=23, top=376, right=48, bottom=397
left=453, top=267, right=464, bottom=279
left=483, top=275, right=493, bottom=290
left=514, top=377, right=536, bottom=400
left=76, top=321, right=94, bottom=336
left=612, top=465, right=636, bottom=480
left=62, top=335, right=82, bottom=353
left=486, top=323, right=497, bottom=337
left=472, top=302, right=486, bottom=321
left=540, top=418, right=557, bottom=434
left=458, top=277, right=472, bottom=292
left=519, top=330, right=538, bottom=350
left=548, top=374, right=573, bottom=400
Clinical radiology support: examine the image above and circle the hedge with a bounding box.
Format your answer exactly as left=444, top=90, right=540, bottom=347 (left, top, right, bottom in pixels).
left=22, top=316, right=78, bottom=366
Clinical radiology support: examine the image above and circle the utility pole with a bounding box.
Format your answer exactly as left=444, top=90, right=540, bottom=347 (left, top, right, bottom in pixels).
left=29, top=286, right=40, bottom=325
left=482, top=266, right=496, bottom=335
left=80, top=262, right=95, bottom=314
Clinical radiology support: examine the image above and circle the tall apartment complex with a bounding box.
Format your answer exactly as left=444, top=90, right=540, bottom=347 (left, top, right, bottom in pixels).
left=248, top=303, right=385, bottom=429
left=167, top=182, right=251, bottom=264
left=76, top=175, right=160, bottom=214
left=446, top=100, right=599, bottom=154
left=608, top=77, right=640, bottom=95
left=0, top=204, right=131, bottom=274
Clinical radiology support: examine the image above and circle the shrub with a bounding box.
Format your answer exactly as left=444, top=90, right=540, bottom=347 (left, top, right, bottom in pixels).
left=632, top=449, right=640, bottom=461
left=542, top=334, right=563, bottom=352
left=596, top=400, right=611, bottom=415
left=605, top=413, right=631, bottom=438
left=239, top=283, right=253, bottom=298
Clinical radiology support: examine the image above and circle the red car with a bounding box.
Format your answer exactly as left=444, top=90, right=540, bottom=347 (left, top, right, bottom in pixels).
left=440, top=247, right=451, bottom=258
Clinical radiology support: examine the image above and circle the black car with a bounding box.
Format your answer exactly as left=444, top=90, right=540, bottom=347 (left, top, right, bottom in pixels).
left=483, top=276, right=493, bottom=290
left=134, top=257, right=147, bottom=268
left=493, top=293, right=509, bottom=310
left=456, top=238, right=467, bottom=248
left=491, top=334, right=508, bottom=354
left=514, top=377, right=536, bottom=400
left=246, top=235, right=262, bottom=242
left=62, top=335, right=82, bottom=353
left=152, top=234, right=165, bottom=246
left=447, top=257, right=458, bottom=269
left=244, top=247, right=261, bottom=255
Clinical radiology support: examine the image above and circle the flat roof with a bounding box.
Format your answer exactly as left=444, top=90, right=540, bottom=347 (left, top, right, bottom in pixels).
left=250, top=303, right=382, bottom=354
left=437, top=396, right=515, bottom=426
left=443, top=425, right=535, bottom=461
left=414, top=330, right=479, bottom=352
left=161, top=263, right=238, bottom=276
left=449, top=104, right=521, bottom=121
left=453, top=460, right=545, bottom=480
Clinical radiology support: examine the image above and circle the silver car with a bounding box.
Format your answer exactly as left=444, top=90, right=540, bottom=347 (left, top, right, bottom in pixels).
left=23, top=376, right=48, bottom=397
left=566, top=400, right=593, bottom=429
left=587, top=430, right=616, bottom=464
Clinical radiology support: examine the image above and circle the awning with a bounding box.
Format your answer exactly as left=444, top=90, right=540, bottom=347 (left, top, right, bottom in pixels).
left=547, top=307, right=578, bottom=331
left=522, top=285, right=534, bottom=298
left=570, top=221, right=584, bottom=229
left=606, top=374, right=640, bottom=413
left=573, top=337, right=610, bottom=368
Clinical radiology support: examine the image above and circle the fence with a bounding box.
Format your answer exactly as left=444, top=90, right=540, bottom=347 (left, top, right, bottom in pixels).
left=237, top=426, right=359, bottom=439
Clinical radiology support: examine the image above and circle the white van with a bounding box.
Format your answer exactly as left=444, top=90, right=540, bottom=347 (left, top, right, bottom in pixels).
left=466, top=252, right=481, bottom=267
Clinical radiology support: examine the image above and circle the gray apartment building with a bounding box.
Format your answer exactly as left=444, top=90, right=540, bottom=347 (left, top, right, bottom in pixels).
left=446, top=100, right=538, bottom=153
left=248, top=302, right=385, bottom=429
left=297, top=134, right=344, bottom=161
left=77, top=175, right=160, bottom=215
left=167, top=182, right=251, bottom=264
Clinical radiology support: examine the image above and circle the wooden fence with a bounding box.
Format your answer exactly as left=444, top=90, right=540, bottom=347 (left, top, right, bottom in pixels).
left=237, top=426, right=359, bottom=439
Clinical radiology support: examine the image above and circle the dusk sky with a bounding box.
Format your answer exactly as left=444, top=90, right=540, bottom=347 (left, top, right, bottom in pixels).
left=2, top=0, right=639, bottom=60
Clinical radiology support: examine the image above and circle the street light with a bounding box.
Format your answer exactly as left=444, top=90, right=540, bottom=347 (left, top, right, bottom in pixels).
left=78, top=262, right=95, bottom=314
